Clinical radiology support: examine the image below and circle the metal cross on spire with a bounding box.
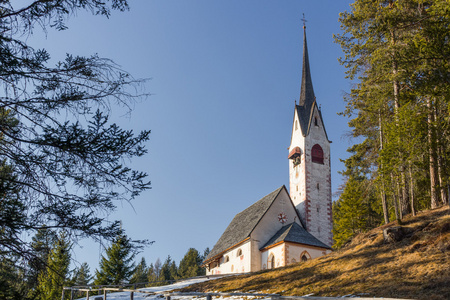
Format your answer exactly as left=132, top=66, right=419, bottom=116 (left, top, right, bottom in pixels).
left=301, top=13, right=307, bottom=29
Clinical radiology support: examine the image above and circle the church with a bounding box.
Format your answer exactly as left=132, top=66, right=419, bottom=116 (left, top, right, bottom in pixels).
left=203, top=25, right=332, bottom=275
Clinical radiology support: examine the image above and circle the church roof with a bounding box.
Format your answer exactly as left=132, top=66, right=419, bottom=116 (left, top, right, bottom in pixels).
left=260, top=222, right=331, bottom=250
left=203, top=186, right=286, bottom=264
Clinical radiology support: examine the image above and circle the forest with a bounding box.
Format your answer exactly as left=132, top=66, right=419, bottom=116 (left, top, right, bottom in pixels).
left=332, top=0, right=450, bottom=248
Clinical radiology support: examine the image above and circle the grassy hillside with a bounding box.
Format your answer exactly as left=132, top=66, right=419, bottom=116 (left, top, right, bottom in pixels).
left=182, top=207, right=450, bottom=300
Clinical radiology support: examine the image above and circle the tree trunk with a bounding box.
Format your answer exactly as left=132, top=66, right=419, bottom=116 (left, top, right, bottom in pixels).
left=408, top=162, right=416, bottom=217
left=391, top=29, right=409, bottom=215
left=427, top=97, right=439, bottom=209
left=391, top=174, right=400, bottom=221
left=378, top=113, right=390, bottom=224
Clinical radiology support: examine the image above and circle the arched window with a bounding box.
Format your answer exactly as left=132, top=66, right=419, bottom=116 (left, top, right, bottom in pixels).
left=314, top=117, right=318, bottom=126
left=268, top=254, right=275, bottom=269
left=300, top=251, right=311, bottom=262
left=311, top=144, right=324, bottom=164
left=237, top=249, right=242, bottom=257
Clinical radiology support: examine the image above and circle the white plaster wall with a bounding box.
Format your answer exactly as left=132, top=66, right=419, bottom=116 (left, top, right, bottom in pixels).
left=261, top=243, right=285, bottom=270
left=304, top=106, right=332, bottom=246
left=288, top=105, right=332, bottom=247
left=289, top=109, right=307, bottom=223
left=250, top=189, right=303, bottom=271
left=285, top=242, right=331, bottom=265
left=206, top=240, right=252, bottom=275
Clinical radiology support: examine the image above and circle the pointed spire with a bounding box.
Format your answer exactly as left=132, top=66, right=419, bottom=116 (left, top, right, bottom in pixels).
left=299, top=24, right=315, bottom=107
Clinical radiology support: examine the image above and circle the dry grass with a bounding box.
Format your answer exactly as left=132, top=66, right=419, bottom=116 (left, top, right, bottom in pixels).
left=182, top=207, right=450, bottom=300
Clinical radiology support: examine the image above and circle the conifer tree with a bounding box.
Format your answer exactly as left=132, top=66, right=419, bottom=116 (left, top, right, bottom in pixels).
left=130, top=257, right=148, bottom=284
left=94, top=232, right=136, bottom=285
left=147, top=263, right=157, bottom=285
left=158, top=256, right=176, bottom=283
left=178, top=248, right=204, bottom=278
left=334, top=0, right=450, bottom=225
left=72, top=262, right=92, bottom=286
left=0, top=0, right=150, bottom=267
left=37, top=232, right=71, bottom=300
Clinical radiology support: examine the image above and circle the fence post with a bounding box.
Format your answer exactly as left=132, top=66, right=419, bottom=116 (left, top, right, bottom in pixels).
left=206, top=294, right=212, bottom=300
left=71, top=289, right=74, bottom=300
left=103, top=289, right=107, bottom=300
left=61, top=289, right=65, bottom=300
left=165, top=295, right=171, bottom=300
left=86, top=290, right=89, bottom=300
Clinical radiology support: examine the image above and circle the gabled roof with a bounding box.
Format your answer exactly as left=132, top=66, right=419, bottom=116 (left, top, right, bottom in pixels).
left=203, top=186, right=285, bottom=264
left=260, top=222, right=331, bottom=250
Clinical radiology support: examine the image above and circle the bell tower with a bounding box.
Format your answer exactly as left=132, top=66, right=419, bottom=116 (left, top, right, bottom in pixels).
left=288, top=23, right=332, bottom=247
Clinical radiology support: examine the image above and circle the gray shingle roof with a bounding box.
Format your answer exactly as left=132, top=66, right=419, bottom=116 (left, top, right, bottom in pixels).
left=260, top=222, right=331, bottom=250
left=203, top=186, right=285, bottom=263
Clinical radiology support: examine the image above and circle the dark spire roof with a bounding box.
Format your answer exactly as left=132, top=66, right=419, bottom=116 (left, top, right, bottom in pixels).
left=295, top=26, right=330, bottom=142
left=296, top=26, right=317, bottom=137
left=299, top=26, right=315, bottom=109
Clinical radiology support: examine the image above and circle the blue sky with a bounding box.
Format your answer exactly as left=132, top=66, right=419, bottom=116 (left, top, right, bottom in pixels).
left=28, top=0, right=355, bottom=271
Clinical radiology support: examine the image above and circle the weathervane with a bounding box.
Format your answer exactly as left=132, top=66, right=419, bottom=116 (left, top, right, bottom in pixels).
left=301, top=13, right=307, bottom=29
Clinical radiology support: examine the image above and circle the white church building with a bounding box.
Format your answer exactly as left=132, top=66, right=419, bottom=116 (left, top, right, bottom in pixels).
left=203, top=26, right=333, bottom=275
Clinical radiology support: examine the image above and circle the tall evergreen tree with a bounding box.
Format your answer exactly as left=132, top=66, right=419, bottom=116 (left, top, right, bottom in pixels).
left=94, top=232, right=136, bottom=286
left=0, top=257, right=29, bottom=300
left=158, top=256, right=176, bottom=283
left=130, top=257, right=148, bottom=284
left=334, top=0, right=450, bottom=226
left=27, top=228, right=58, bottom=295
left=0, top=0, right=150, bottom=267
left=178, top=248, right=204, bottom=279
left=72, top=262, right=92, bottom=286
left=37, top=232, right=71, bottom=300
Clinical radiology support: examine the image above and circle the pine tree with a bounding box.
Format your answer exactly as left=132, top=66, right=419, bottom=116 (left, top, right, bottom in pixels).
left=178, top=248, right=203, bottom=279
left=334, top=0, right=450, bottom=222
left=0, top=257, right=29, bottom=300
left=72, top=262, right=92, bottom=286
left=27, top=228, right=58, bottom=294
left=130, top=257, right=148, bottom=284
left=158, top=256, right=176, bottom=283
left=37, top=232, right=71, bottom=300
left=147, top=263, right=157, bottom=286
left=94, top=232, right=136, bottom=286
left=0, top=0, right=150, bottom=266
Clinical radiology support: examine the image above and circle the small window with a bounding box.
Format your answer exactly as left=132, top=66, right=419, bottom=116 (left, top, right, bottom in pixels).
left=301, top=255, right=308, bottom=262
left=224, top=256, right=229, bottom=263
left=295, top=121, right=298, bottom=130
left=237, top=249, right=242, bottom=257
left=317, top=183, right=320, bottom=190
left=311, top=144, right=324, bottom=164
left=314, top=117, right=318, bottom=127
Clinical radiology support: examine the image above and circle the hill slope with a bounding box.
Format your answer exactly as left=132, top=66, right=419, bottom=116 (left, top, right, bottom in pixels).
left=182, top=207, right=450, bottom=300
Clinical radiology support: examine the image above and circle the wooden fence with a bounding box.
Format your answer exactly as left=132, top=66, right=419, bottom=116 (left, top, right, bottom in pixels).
left=62, top=277, right=413, bottom=300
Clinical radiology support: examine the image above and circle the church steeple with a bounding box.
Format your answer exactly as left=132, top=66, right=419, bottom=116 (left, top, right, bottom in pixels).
left=296, top=24, right=318, bottom=138
left=289, top=19, right=333, bottom=247
left=299, top=26, right=315, bottom=108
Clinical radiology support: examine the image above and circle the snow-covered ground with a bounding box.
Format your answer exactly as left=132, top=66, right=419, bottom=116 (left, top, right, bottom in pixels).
left=75, top=277, right=218, bottom=300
